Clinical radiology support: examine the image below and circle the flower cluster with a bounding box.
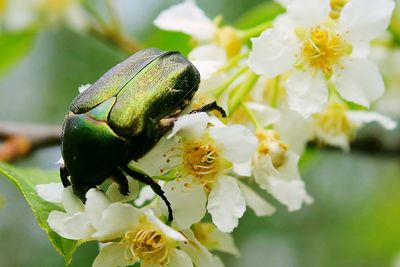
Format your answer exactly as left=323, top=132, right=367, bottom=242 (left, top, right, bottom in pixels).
left=38, top=0, right=398, bottom=266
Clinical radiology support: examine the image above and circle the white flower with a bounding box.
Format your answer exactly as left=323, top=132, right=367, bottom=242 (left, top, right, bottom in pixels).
left=253, top=130, right=312, bottom=211
left=312, top=101, right=397, bottom=151
left=154, top=0, right=243, bottom=79
left=248, top=0, right=395, bottom=117
left=2, top=0, right=88, bottom=31
left=136, top=112, right=259, bottom=232
left=92, top=209, right=192, bottom=267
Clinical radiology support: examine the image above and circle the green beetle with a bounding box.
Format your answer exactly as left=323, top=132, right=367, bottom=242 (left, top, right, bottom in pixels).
left=60, top=48, right=224, bottom=221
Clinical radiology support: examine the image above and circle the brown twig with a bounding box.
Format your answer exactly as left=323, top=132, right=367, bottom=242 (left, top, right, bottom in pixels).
left=0, top=122, right=61, bottom=162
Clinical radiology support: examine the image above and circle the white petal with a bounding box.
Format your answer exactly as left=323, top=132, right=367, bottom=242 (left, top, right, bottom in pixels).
left=106, top=179, right=139, bottom=203
left=338, top=0, right=395, bottom=43
left=274, top=106, right=312, bottom=154
left=253, top=154, right=280, bottom=189
left=93, top=243, right=134, bottom=267
left=209, top=125, right=258, bottom=163
left=248, top=28, right=297, bottom=78
left=334, top=58, right=384, bottom=107
left=144, top=209, right=187, bottom=242
left=268, top=176, right=309, bottom=211
left=153, top=0, right=216, bottom=41
left=85, top=189, right=111, bottom=223
left=134, top=185, right=156, bottom=206
left=35, top=183, right=64, bottom=203
left=56, top=157, right=64, bottom=165
left=92, top=203, right=141, bottom=240
left=163, top=177, right=207, bottom=229
left=209, top=228, right=240, bottom=257
left=167, top=249, right=194, bottom=267
left=135, top=137, right=180, bottom=176
left=47, top=211, right=93, bottom=240
left=247, top=102, right=281, bottom=127
left=347, top=111, right=397, bottom=130
left=238, top=182, right=276, bottom=217
left=286, top=71, right=328, bottom=118
left=207, top=176, right=246, bottom=232
left=168, top=112, right=211, bottom=139
left=277, top=151, right=301, bottom=181
left=189, top=44, right=227, bottom=79
left=179, top=229, right=213, bottom=267
left=286, top=0, right=330, bottom=27
left=233, top=160, right=252, bottom=177
left=62, top=187, right=84, bottom=214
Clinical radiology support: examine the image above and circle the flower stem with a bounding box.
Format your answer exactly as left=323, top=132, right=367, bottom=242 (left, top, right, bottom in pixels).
left=212, top=66, right=249, bottom=98
left=242, top=103, right=262, bottom=130
left=219, top=52, right=249, bottom=72
left=228, top=72, right=259, bottom=114
left=270, top=76, right=280, bottom=108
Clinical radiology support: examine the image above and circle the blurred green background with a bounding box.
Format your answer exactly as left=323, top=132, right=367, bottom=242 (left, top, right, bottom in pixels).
left=1, top=0, right=400, bottom=266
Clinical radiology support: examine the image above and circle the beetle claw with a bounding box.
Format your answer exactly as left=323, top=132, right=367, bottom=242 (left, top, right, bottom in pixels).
left=190, top=101, right=227, bottom=117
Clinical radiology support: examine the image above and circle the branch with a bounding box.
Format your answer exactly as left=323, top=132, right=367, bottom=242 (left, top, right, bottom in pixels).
left=0, top=122, right=61, bottom=162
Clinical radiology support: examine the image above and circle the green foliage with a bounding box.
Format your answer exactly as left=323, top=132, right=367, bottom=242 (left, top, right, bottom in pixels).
left=146, top=29, right=192, bottom=56
left=0, top=162, right=80, bottom=265
left=0, top=30, right=36, bottom=76
left=234, top=2, right=285, bottom=29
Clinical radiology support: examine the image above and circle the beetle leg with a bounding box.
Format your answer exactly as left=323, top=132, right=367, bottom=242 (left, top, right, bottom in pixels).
left=112, top=169, right=130, bottom=196
left=71, top=183, right=93, bottom=203
left=60, top=164, right=71, bottom=187
left=122, top=166, right=173, bottom=222
left=190, top=101, right=227, bottom=117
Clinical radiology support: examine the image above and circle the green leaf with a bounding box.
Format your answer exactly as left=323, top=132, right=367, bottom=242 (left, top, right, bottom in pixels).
left=235, top=2, right=285, bottom=29
left=146, top=29, right=192, bottom=56
left=0, top=30, right=37, bottom=76
left=0, top=162, right=80, bottom=264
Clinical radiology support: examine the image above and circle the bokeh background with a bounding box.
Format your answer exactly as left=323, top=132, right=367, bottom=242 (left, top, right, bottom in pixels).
left=1, top=0, right=400, bottom=266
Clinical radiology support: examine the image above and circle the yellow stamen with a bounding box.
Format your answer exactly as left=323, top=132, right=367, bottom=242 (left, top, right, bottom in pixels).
left=300, top=26, right=350, bottom=77
left=0, top=0, right=6, bottom=15
left=120, top=222, right=172, bottom=266
left=256, top=130, right=288, bottom=168
left=182, top=140, right=220, bottom=187
left=214, top=26, right=243, bottom=58
left=313, top=101, right=354, bottom=139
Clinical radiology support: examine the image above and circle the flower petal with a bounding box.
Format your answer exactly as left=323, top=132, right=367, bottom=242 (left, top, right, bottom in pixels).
left=163, top=177, right=207, bottom=229
left=168, top=112, right=211, bottom=139
left=154, top=0, right=216, bottom=41
left=85, top=189, right=111, bottom=223
left=277, top=151, right=301, bottom=181
left=207, top=176, right=246, bottom=232
left=247, top=102, right=281, bottom=127
left=286, top=0, right=330, bottom=27
left=209, top=125, right=258, bottom=163
left=47, top=211, right=93, bottom=240
left=286, top=70, right=328, bottom=118
left=334, top=58, right=384, bottom=107
left=145, top=209, right=187, bottom=242
left=93, top=243, right=135, bottom=267
left=189, top=44, right=227, bottom=79
left=106, top=179, right=139, bottom=203
left=238, top=181, right=276, bottom=217
left=248, top=28, right=297, bottom=78
left=62, top=186, right=84, bottom=214
left=338, top=0, right=395, bottom=43
left=35, top=183, right=64, bottom=203
left=233, top=160, right=252, bottom=177
left=134, top=185, right=156, bottom=206
left=347, top=111, right=397, bottom=130
left=92, top=203, right=140, bottom=240
left=179, top=229, right=213, bottom=267
left=167, top=249, right=194, bottom=267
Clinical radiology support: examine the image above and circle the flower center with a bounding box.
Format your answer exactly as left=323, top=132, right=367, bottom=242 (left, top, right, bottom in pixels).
left=330, top=0, right=349, bottom=20
left=301, top=26, right=350, bottom=77
left=256, top=130, right=288, bottom=168
left=182, top=140, right=219, bottom=186
left=214, top=26, right=242, bottom=58
left=313, top=101, right=354, bottom=138
left=192, top=223, right=219, bottom=250
left=121, top=226, right=169, bottom=266
left=0, top=0, right=6, bottom=15
left=40, top=0, right=72, bottom=14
